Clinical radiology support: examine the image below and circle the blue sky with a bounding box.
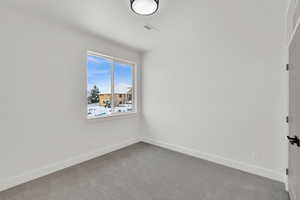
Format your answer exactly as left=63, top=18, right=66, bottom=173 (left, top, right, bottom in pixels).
left=87, top=55, right=132, bottom=94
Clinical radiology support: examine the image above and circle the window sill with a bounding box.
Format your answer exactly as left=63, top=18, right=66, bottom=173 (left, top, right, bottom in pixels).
left=86, top=112, right=139, bottom=122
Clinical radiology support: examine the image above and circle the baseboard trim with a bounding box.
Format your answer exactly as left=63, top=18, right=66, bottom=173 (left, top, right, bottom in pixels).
left=285, top=177, right=289, bottom=191
left=0, top=137, right=285, bottom=192
left=0, top=138, right=140, bottom=192
left=141, top=138, right=285, bottom=183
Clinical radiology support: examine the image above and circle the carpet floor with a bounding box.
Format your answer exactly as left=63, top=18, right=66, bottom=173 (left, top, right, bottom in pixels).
left=0, top=142, right=289, bottom=200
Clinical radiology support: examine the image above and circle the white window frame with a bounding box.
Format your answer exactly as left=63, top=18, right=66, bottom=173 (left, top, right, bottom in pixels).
left=86, top=50, right=138, bottom=120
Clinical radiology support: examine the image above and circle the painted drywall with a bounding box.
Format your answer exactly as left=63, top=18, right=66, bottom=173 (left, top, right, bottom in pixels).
left=142, top=0, right=287, bottom=181
left=0, top=6, right=141, bottom=191
left=287, top=0, right=300, bottom=44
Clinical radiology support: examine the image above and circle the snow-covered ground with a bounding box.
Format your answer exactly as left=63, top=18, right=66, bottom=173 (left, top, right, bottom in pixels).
left=113, top=104, right=133, bottom=113
left=87, top=104, right=112, bottom=118
left=87, top=103, right=133, bottom=118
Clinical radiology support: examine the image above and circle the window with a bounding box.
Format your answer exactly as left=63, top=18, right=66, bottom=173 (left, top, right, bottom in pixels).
left=87, top=51, right=136, bottom=119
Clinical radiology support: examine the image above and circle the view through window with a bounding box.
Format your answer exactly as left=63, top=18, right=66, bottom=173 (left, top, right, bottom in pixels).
left=87, top=52, right=135, bottom=119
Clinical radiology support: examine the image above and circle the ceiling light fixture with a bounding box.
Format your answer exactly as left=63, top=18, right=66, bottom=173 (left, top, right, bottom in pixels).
left=130, top=0, right=159, bottom=16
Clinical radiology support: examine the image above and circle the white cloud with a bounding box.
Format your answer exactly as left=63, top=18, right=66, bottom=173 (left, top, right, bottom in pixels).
left=115, top=83, right=132, bottom=94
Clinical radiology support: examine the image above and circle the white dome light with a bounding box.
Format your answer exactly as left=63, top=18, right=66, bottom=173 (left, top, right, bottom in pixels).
left=130, top=0, right=159, bottom=16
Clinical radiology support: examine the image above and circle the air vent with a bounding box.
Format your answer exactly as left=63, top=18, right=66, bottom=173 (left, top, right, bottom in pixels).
left=144, top=25, right=153, bottom=30
left=143, top=24, right=159, bottom=31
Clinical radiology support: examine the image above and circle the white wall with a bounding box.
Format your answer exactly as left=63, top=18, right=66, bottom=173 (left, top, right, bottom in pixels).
left=0, top=6, right=141, bottom=191
left=287, top=0, right=300, bottom=43
left=142, top=0, right=287, bottom=182
left=0, top=0, right=289, bottom=191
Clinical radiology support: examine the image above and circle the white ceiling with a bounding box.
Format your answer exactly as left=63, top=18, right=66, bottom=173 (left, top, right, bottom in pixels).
left=4, top=0, right=175, bottom=52
left=3, top=0, right=287, bottom=52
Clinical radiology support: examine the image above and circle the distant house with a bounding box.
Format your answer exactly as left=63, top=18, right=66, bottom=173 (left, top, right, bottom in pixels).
left=99, top=94, right=111, bottom=107
left=99, top=87, right=132, bottom=107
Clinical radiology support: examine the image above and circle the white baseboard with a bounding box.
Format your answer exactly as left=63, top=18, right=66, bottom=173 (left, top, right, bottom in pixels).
left=285, top=177, right=289, bottom=191
left=141, top=138, right=285, bottom=183
left=0, top=138, right=140, bottom=192
left=0, top=137, right=286, bottom=192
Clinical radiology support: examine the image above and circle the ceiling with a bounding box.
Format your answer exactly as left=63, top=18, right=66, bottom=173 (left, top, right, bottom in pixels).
left=3, top=0, right=287, bottom=52
left=3, top=0, right=174, bottom=52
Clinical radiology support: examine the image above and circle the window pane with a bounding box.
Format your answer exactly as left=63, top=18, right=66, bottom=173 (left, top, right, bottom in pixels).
left=113, top=62, right=134, bottom=113
left=87, top=55, right=112, bottom=118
